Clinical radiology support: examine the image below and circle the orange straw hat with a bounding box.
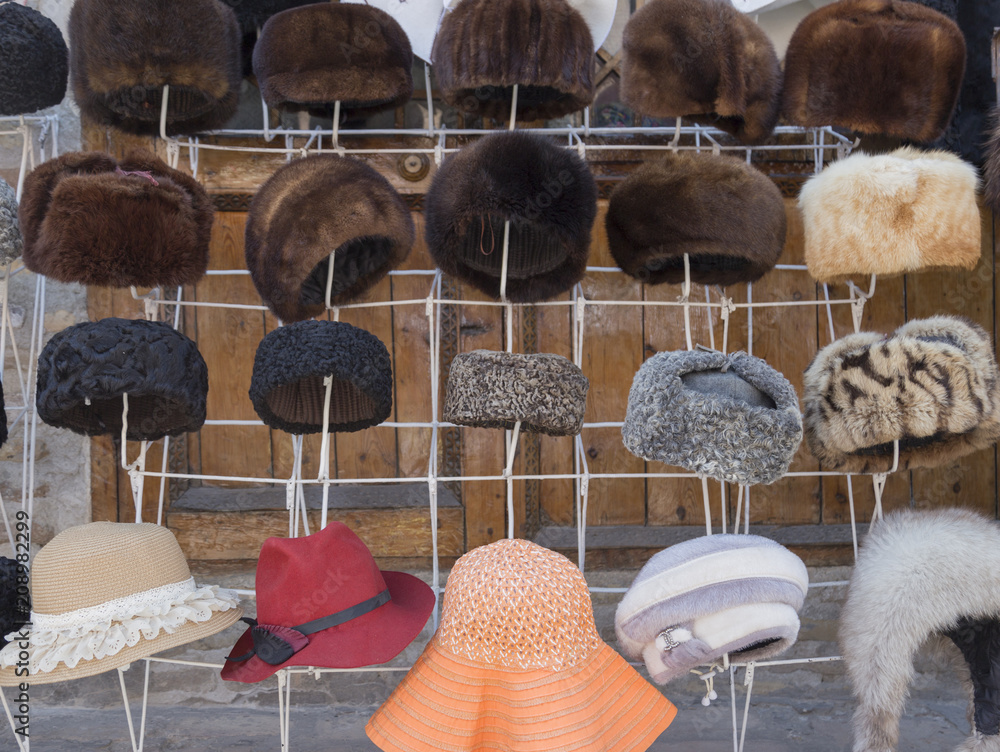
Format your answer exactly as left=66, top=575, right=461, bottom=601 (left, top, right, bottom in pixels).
left=367, top=538, right=676, bottom=752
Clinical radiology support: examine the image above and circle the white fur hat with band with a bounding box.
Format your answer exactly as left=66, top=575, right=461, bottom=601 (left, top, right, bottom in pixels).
left=615, top=534, right=808, bottom=686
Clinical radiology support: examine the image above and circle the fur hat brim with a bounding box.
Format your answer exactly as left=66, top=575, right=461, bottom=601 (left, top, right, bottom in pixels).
left=803, top=316, right=1000, bottom=474
left=0, top=3, right=68, bottom=116
left=606, top=153, right=786, bottom=287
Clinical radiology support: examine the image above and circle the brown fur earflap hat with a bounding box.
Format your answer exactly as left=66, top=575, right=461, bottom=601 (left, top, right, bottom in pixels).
left=425, top=131, right=597, bottom=303
left=245, top=155, right=414, bottom=324
left=253, top=3, right=413, bottom=117
left=606, top=153, right=786, bottom=287
left=620, top=0, right=782, bottom=145
left=69, top=0, right=241, bottom=136
left=19, top=150, right=213, bottom=288
left=432, top=0, right=595, bottom=122
left=782, top=0, right=965, bottom=143
left=799, top=147, right=980, bottom=283
left=803, top=316, right=1000, bottom=475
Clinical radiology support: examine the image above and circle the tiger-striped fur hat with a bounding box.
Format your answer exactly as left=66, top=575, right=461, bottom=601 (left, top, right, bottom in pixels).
left=803, top=316, right=1000, bottom=474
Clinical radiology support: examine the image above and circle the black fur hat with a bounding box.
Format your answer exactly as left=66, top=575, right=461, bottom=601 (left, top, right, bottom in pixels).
left=253, top=3, right=413, bottom=117
left=19, top=151, right=213, bottom=289
left=425, top=132, right=596, bottom=303
left=36, top=318, right=209, bottom=442
left=985, top=107, right=1000, bottom=216
left=0, top=558, right=28, bottom=651
left=783, top=0, right=965, bottom=143
left=606, top=153, right=786, bottom=287
left=432, top=0, right=595, bottom=121
left=0, top=378, right=6, bottom=450
left=69, top=0, right=241, bottom=136
left=245, top=155, right=415, bottom=324
left=0, top=3, right=68, bottom=116
left=249, top=320, right=393, bottom=435
left=620, top=0, right=782, bottom=145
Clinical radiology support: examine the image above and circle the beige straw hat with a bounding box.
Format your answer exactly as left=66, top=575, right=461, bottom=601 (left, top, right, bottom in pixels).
left=0, top=522, right=243, bottom=686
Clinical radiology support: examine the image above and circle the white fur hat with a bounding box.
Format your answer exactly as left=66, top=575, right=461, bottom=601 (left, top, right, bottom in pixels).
left=342, top=0, right=444, bottom=63
left=798, top=146, right=981, bottom=283
left=441, top=0, right=615, bottom=50
left=615, top=534, right=808, bottom=685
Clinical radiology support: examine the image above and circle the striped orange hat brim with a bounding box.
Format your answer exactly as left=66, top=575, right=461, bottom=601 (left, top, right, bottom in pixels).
left=366, top=638, right=676, bottom=752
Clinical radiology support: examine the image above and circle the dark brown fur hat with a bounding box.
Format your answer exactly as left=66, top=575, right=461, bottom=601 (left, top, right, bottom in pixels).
left=431, top=0, right=595, bottom=122
left=69, top=0, right=241, bottom=136
left=606, top=153, right=786, bottom=287
left=620, top=0, right=782, bottom=145
left=984, top=107, right=1000, bottom=216
left=19, top=151, right=213, bottom=288
left=245, top=155, right=415, bottom=324
left=253, top=3, right=413, bottom=118
left=425, top=131, right=597, bottom=303
left=0, top=3, right=68, bottom=116
left=782, top=0, right=965, bottom=143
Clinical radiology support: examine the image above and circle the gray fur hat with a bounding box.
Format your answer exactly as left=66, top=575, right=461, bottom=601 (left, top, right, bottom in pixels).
left=623, top=349, right=802, bottom=485
left=443, top=350, right=589, bottom=436
left=616, top=534, right=808, bottom=685
left=0, top=179, right=21, bottom=265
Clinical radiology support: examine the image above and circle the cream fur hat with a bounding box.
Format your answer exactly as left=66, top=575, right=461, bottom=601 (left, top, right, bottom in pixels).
left=798, top=147, right=980, bottom=283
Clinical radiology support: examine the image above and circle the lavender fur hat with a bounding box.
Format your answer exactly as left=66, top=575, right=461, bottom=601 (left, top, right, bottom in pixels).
left=615, top=534, right=809, bottom=685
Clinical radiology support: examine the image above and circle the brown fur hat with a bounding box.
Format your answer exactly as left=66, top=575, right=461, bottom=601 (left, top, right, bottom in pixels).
left=985, top=107, right=1000, bottom=216
left=253, top=3, right=413, bottom=117
left=245, top=155, right=414, bottom=324
left=782, top=0, right=965, bottom=143
left=424, top=131, right=597, bottom=303
left=799, top=147, right=980, bottom=284
left=69, top=0, right=241, bottom=136
left=606, top=153, right=786, bottom=287
left=803, top=316, right=1000, bottom=474
left=432, top=0, right=595, bottom=122
left=19, top=151, right=213, bottom=288
left=620, top=0, right=782, bottom=145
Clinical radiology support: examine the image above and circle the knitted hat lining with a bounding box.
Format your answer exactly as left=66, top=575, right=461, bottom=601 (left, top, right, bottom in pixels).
left=104, top=85, right=218, bottom=123
left=680, top=370, right=777, bottom=410
left=265, top=377, right=380, bottom=427
left=298, top=237, right=396, bottom=308
left=55, top=394, right=194, bottom=440
left=454, top=216, right=568, bottom=279
left=643, top=253, right=756, bottom=277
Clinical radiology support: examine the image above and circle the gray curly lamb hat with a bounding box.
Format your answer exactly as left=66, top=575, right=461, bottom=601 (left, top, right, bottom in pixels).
left=623, top=349, right=802, bottom=485
left=36, top=318, right=209, bottom=441
left=444, top=351, right=589, bottom=436
left=250, top=320, right=392, bottom=435
left=0, top=179, right=21, bottom=266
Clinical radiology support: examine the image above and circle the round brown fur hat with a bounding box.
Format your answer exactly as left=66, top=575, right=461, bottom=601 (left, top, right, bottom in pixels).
left=803, top=316, right=1000, bottom=475
left=782, top=0, right=965, bottom=143
left=19, top=151, right=213, bottom=288
left=245, top=155, right=415, bottom=324
left=0, top=3, right=68, bottom=116
left=69, top=0, right=241, bottom=136
left=425, top=132, right=596, bottom=303
left=606, top=153, right=786, bottom=287
left=620, top=0, right=782, bottom=145
left=253, top=3, right=413, bottom=118
left=432, top=0, right=595, bottom=122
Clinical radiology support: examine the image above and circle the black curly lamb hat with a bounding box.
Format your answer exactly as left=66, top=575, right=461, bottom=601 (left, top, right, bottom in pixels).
left=432, top=0, right=595, bottom=121
left=245, top=155, right=414, bottom=324
left=249, top=320, right=393, bottom=435
left=425, top=132, right=597, bottom=303
left=36, top=318, right=209, bottom=442
left=606, top=153, right=786, bottom=287
left=253, top=3, right=413, bottom=118
left=69, top=0, right=241, bottom=136
left=0, top=557, right=28, bottom=651
left=0, top=3, right=68, bottom=116
left=18, top=151, right=213, bottom=289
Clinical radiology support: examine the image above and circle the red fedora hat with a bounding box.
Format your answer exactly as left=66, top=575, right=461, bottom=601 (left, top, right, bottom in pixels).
left=221, top=522, right=435, bottom=683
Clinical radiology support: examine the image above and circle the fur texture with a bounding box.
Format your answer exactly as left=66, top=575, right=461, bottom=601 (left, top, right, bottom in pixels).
left=0, top=179, right=22, bottom=266
left=69, top=0, right=241, bottom=136
left=619, top=0, right=782, bottom=145
left=799, top=147, right=981, bottom=283
left=803, top=316, right=1000, bottom=475
left=18, top=151, right=213, bottom=288
left=432, top=0, right=595, bottom=121
left=244, top=154, right=414, bottom=324
left=425, top=131, right=596, bottom=303
left=253, top=4, right=413, bottom=117
left=984, top=108, right=1000, bottom=216
left=623, top=349, right=803, bottom=486
left=841, top=508, right=1000, bottom=752
left=443, top=350, right=589, bottom=436
left=782, top=0, right=965, bottom=143
left=0, top=3, right=68, bottom=116
left=606, top=153, right=786, bottom=287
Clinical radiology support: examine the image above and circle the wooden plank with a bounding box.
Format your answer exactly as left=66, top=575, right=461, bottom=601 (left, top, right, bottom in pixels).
left=88, top=285, right=119, bottom=522
left=537, top=293, right=576, bottom=526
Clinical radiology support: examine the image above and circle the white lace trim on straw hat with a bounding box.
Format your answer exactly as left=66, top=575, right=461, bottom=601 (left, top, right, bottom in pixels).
left=0, top=577, right=239, bottom=673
